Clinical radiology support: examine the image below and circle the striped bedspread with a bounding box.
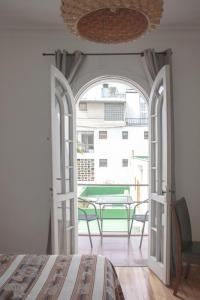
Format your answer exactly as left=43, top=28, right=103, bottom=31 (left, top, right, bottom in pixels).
left=0, top=254, right=124, bottom=299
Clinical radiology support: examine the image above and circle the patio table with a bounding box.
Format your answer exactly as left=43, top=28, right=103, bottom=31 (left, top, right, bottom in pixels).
left=95, top=195, right=134, bottom=235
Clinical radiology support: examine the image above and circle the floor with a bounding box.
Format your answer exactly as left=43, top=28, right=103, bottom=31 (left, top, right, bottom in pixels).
left=78, top=235, right=148, bottom=266
left=78, top=235, right=200, bottom=299
left=116, top=265, right=200, bottom=300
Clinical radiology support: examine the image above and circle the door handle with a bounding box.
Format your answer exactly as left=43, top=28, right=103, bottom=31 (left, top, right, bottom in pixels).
left=162, top=189, right=176, bottom=195
left=169, top=190, right=176, bottom=194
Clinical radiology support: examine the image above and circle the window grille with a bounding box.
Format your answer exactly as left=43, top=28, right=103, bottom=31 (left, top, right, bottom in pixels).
left=104, top=103, right=124, bottom=121
left=77, top=159, right=94, bottom=181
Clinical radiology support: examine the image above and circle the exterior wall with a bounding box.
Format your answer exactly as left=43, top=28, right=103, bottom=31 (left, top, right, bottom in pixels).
left=77, top=126, right=148, bottom=185
left=77, top=102, right=104, bottom=122
left=126, top=92, right=140, bottom=118
left=77, top=91, right=148, bottom=186
left=77, top=101, right=126, bottom=128
left=0, top=28, right=200, bottom=253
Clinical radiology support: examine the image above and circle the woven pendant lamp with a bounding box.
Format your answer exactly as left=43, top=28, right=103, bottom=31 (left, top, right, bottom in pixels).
left=61, top=0, right=164, bottom=44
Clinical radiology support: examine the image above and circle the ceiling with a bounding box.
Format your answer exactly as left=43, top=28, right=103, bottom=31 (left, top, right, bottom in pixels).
left=0, top=0, right=200, bottom=31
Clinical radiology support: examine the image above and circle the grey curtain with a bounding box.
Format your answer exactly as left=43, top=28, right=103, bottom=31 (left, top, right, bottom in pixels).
left=142, top=48, right=172, bottom=87
left=46, top=50, right=85, bottom=254
left=55, top=50, right=85, bottom=84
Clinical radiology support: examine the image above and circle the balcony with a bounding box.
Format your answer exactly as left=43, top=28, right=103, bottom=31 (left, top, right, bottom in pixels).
left=126, top=118, right=148, bottom=127
left=78, top=184, right=148, bottom=236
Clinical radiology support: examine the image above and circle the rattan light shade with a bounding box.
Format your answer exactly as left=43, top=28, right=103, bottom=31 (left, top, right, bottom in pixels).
left=61, top=0, right=164, bottom=44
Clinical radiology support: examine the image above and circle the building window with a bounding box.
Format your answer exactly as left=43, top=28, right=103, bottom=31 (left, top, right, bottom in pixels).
left=99, top=159, right=107, bottom=167
left=122, top=131, right=128, bottom=139
left=104, top=103, right=124, bottom=121
left=77, top=131, right=94, bottom=153
left=77, top=159, right=94, bottom=181
left=99, top=131, right=107, bottom=139
left=79, top=102, right=87, bottom=111
left=144, top=131, right=149, bottom=139
left=122, top=159, right=128, bottom=167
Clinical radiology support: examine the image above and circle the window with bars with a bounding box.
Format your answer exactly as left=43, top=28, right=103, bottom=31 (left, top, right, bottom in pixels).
left=122, top=131, right=128, bottom=139
left=104, top=103, right=124, bottom=121
left=77, top=159, right=94, bottom=181
left=99, top=131, right=107, bottom=139
left=122, top=159, right=128, bottom=167
left=99, top=159, right=107, bottom=167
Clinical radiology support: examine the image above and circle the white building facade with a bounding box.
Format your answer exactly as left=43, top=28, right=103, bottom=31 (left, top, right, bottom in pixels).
left=76, top=83, right=149, bottom=191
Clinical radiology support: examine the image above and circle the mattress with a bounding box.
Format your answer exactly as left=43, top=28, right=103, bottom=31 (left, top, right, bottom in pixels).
left=0, top=254, right=124, bottom=299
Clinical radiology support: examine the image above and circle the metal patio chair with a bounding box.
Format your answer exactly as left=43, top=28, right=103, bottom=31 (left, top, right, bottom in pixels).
left=172, top=197, right=200, bottom=295
left=128, top=199, right=149, bottom=248
left=78, top=198, right=102, bottom=248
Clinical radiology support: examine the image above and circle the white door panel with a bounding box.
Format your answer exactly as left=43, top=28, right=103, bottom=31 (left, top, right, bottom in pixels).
left=51, top=66, right=77, bottom=255
left=148, top=65, right=172, bottom=285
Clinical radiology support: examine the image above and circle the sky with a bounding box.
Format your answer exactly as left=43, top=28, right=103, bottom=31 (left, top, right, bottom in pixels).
left=81, top=81, right=134, bottom=100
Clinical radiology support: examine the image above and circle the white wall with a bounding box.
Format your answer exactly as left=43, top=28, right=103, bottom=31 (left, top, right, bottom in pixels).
left=0, top=28, right=200, bottom=253
left=126, top=92, right=140, bottom=118
left=77, top=126, right=148, bottom=185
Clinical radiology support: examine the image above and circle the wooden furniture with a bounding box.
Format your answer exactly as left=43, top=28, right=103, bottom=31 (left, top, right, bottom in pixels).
left=172, top=197, right=200, bottom=295
left=116, top=266, right=200, bottom=300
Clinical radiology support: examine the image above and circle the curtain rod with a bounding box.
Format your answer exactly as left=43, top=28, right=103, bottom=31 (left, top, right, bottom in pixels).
left=42, top=51, right=168, bottom=57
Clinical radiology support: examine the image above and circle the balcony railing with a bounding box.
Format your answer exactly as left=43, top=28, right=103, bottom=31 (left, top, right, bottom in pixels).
left=78, top=183, right=149, bottom=235
left=125, top=118, right=148, bottom=127
left=101, top=93, right=126, bottom=99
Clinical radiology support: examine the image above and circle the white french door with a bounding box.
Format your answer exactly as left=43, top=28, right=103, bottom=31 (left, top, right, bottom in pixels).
left=148, top=65, right=172, bottom=284
left=50, top=66, right=77, bottom=255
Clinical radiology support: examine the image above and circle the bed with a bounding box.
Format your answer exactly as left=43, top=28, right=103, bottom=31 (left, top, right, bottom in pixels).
left=0, top=254, right=124, bottom=299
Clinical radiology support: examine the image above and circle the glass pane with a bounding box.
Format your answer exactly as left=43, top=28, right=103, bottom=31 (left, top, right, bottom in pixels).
left=161, top=95, right=167, bottom=192
left=151, top=199, right=157, bottom=228
left=104, top=103, right=124, bottom=121
left=157, top=80, right=164, bottom=96
left=55, top=98, right=62, bottom=194
left=57, top=202, right=65, bottom=254
left=151, top=230, right=156, bottom=258
left=88, top=134, right=94, bottom=145
left=81, top=134, right=87, bottom=144
left=57, top=199, right=73, bottom=255
left=156, top=202, right=164, bottom=263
